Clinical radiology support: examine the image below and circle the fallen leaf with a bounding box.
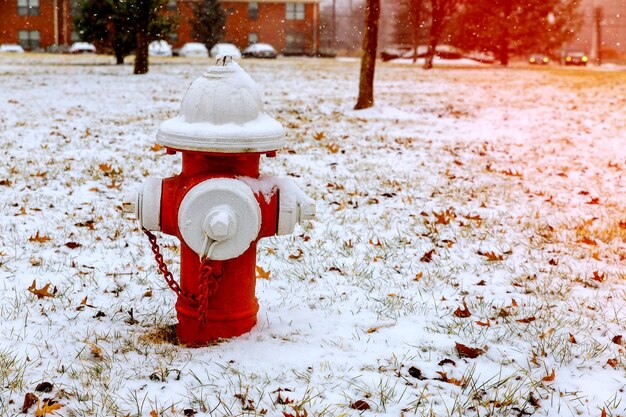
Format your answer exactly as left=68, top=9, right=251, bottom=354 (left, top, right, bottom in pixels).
left=542, top=369, right=555, bottom=382
left=65, top=242, right=81, bottom=249
left=288, top=249, right=304, bottom=260
left=35, top=399, right=62, bottom=416
left=35, top=382, right=53, bottom=393
left=436, top=371, right=464, bottom=386
left=453, top=303, right=471, bottom=318
left=29, top=232, right=52, bottom=243
left=151, top=143, right=163, bottom=152
left=611, top=335, right=623, bottom=345
left=350, top=400, right=370, bottom=411
left=591, top=271, right=605, bottom=282
left=455, top=342, right=484, bottom=359
left=27, top=280, right=55, bottom=299
left=438, top=358, right=456, bottom=367
left=580, top=236, right=597, bottom=246
left=607, top=358, right=619, bottom=369
left=478, top=250, right=504, bottom=261
left=256, top=266, right=271, bottom=280
left=601, top=408, right=607, bottom=417
left=313, top=131, right=325, bottom=141
left=408, top=366, right=426, bottom=379
left=569, top=333, right=577, bottom=344
left=420, top=249, right=435, bottom=263
left=516, top=316, right=536, bottom=324
left=21, top=392, right=38, bottom=413
left=150, top=411, right=158, bottom=417
left=475, top=319, right=491, bottom=327
left=413, top=272, right=423, bottom=282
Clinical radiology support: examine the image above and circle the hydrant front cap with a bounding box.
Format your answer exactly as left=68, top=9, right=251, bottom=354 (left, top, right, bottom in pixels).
left=157, top=59, right=285, bottom=153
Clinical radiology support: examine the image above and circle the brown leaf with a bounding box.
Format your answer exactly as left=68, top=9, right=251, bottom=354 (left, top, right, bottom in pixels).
left=475, top=319, right=491, bottom=327
left=478, top=250, right=504, bottom=261
left=420, top=249, right=435, bottom=263
left=27, top=280, right=55, bottom=299
left=601, top=408, right=607, bottom=417
left=151, top=143, right=163, bottom=152
left=455, top=342, right=484, bottom=359
left=611, top=335, right=623, bottom=345
left=453, top=303, right=471, bottom=318
left=98, top=163, right=113, bottom=173
left=516, top=316, right=536, bottom=324
left=35, top=382, right=53, bottom=393
left=29, top=232, right=52, bottom=243
left=569, top=333, right=577, bottom=344
left=350, top=400, right=370, bottom=411
left=607, top=358, right=619, bottom=369
left=150, top=411, right=158, bottom=417
left=413, top=272, right=423, bottom=282
left=580, top=236, right=597, bottom=246
left=255, top=266, right=271, bottom=280
left=21, top=392, right=38, bottom=413
left=436, top=371, right=464, bottom=386
left=542, top=369, right=555, bottom=382
left=65, top=242, right=81, bottom=249
left=288, top=249, right=304, bottom=260
left=591, top=271, right=605, bottom=282
left=313, top=131, right=325, bottom=141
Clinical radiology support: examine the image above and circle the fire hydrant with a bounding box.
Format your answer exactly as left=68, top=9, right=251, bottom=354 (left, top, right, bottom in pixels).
left=133, top=57, right=315, bottom=346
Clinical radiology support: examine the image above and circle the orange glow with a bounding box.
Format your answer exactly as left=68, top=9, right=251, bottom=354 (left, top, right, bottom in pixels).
left=566, top=56, right=572, bottom=62
left=530, top=57, right=536, bottom=63
left=542, top=57, right=549, bottom=63
left=582, top=56, right=588, bottom=62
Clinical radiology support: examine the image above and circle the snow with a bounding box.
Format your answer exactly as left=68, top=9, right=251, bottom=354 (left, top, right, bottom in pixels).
left=0, top=55, right=625, bottom=417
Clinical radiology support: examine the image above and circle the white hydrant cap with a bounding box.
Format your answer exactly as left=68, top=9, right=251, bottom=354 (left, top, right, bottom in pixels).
left=157, top=57, right=285, bottom=153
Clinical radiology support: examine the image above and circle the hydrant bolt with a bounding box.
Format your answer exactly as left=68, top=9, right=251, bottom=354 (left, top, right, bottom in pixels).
left=203, top=209, right=237, bottom=241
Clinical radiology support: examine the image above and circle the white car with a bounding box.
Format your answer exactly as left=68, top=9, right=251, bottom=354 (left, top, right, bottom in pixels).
left=0, top=44, right=25, bottom=53
left=69, top=42, right=96, bottom=54
left=149, top=40, right=172, bottom=57
left=242, top=43, right=277, bottom=59
left=210, top=43, right=241, bottom=59
left=179, top=42, right=208, bottom=58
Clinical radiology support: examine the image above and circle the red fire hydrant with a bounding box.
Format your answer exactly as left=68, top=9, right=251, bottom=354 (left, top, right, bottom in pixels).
left=133, top=57, right=315, bottom=346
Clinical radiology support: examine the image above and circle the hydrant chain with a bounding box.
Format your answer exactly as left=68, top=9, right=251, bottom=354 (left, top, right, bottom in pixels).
left=142, top=227, right=197, bottom=303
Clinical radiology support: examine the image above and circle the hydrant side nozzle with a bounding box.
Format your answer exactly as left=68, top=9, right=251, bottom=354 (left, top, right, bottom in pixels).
left=276, top=178, right=315, bottom=235
left=137, top=177, right=163, bottom=231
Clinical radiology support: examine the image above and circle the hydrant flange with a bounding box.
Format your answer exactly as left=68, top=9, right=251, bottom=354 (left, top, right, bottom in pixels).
left=178, top=178, right=261, bottom=261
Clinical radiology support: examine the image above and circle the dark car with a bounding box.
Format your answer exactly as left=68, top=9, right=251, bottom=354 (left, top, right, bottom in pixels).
left=565, top=52, right=588, bottom=66
left=242, top=43, right=277, bottom=59
left=529, top=54, right=549, bottom=65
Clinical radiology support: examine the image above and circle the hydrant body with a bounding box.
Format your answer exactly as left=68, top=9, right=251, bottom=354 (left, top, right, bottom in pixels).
left=135, top=59, right=314, bottom=346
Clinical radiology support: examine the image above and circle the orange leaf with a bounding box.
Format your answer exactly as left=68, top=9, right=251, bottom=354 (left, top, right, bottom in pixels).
left=601, top=408, right=607, bottom=417
left=151, top=143, right=163, bottom=152
left=607, top=358, right=619, bottom=369
left=288, top=249, right=304, bottom=260
left=255, top=266, right=271, bottom=280
left=27, top=280, right=55, bottom=299
left=542, top=369, right=555, bottom=382
left=516, top=316, right=536, bottom=324
left=35, top=399, right=62, bottom=416
left=591, top=271, right=605, bottom=282
left=455, top=342, right=484, bottom=358
left=98, top=163, right=112, bottom=173
left=413, top=272, right=423, bottom=282
left=475, top=319, right=491, bottom=327
left=580, top=237, right=597, bottom=246
left=436, top=371, right=464, bottom=386
left=569, top=333, right=577, bottom=344
left=28, top=232, right=52, bottom=243
left=150, top=411, right=158, bottom=417
left=478, top=250, right=504, bottom=261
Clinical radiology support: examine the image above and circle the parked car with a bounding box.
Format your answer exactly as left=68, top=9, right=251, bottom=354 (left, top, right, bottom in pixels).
left=381, top=44, right=464, bottom=62
left=179, top=42, right=208, bottom=57
left=242, top=43, right=277, bottom=59
left=0, top=44, right=25, bottom=53
left=210, top=43, right=241, bottom=59
left=529, top=54, right=549, bottom=65
left=69, top=42, right=96, bottom=54
left=149, top=40, right=172, bottom=57
left=565, top=52, right=588, bottom=66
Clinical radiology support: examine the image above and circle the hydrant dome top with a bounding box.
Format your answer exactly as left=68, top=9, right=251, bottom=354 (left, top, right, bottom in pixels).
left=157, top=58, right=285, bottom=153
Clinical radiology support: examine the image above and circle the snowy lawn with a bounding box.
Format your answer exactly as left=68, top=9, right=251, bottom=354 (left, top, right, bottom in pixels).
left=0, top=54, right=625, bottom=417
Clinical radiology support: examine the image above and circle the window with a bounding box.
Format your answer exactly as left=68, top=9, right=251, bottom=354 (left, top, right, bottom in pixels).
left=17, top=0, right=39, bottom=16
left=248, top=2, right=258, bottom=20
left=285, top=3, right=304, bottom=20
left=248, top=32, right=258, bottom=44
left=71, top=31, right=80, bottom=42
left=169, top=32, right=178, bottom=44
left=18, top=30, right=40, bottom=50
left=167, top=0, right=177, bottom=11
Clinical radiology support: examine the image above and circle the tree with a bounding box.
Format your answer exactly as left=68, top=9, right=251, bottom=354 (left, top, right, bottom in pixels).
left=74, top=0, right=177, bottom=72
left=191, top=0, right=225, bottom=52
left=355, top=0, right=381, bottom=110
left=423, top=0, right=459, bottom=69
left=449, top=0, right=582, bottom=66
left=74, top=0, right=134, bottom=65
left=132, top=0, right=178, bottom=74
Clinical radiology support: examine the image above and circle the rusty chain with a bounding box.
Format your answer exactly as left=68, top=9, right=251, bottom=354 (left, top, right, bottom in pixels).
left=142, top=228, right=222, bottom=325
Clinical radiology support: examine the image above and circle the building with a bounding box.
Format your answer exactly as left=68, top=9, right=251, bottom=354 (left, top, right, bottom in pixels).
left=570, top=0, right=626, bottom=57
left=0, top=0, right=320, bottom=55
left=0, top=0, right=76, bottom=50
left=174, top=0, right=320, bottom=54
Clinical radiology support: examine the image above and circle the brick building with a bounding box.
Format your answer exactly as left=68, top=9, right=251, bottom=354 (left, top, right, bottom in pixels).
left=0, top=0, right=320, bottom=55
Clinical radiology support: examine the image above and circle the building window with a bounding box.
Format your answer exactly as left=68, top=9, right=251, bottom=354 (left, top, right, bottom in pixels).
left=167, top=0, right=177, bottom=11
left=285, top=3, right=304, bottom=20
left=169, top=32, right=178, bottom=44
left=18, top=0, right=39, bottom=16
left=248, top=2, right=258, bottom=20
left=71, top=31, right=80, bottom=42
left=18, top=30, right=40, bottom=50
left=248, top=32, right=258, bottom=45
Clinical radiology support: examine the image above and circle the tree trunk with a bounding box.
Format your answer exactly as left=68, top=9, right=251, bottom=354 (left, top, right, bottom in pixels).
left=498, top=0, right=511, bottom=66
left=114, top=47, right=125, bottom=65
left=354, top=0, right=380, bottom=110
left=411, top=0, right=421, bottom=63
left=134, top=29, right=149, bottom=74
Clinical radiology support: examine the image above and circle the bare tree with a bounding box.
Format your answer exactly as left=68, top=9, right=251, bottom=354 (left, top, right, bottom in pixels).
left=354, top=0, right=381, bottom=110
left=423, top=0, right=458, bottom=69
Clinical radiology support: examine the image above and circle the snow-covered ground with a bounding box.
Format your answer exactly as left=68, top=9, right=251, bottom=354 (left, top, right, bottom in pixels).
left=1, top=54, right=625, bottom=417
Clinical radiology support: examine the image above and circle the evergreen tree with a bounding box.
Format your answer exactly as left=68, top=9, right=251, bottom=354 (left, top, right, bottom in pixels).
left=74, top=0, right=177, bottom=72
left=191, top=0, right=226, bottom=52
left=449, top=0, right=582, bottom=66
